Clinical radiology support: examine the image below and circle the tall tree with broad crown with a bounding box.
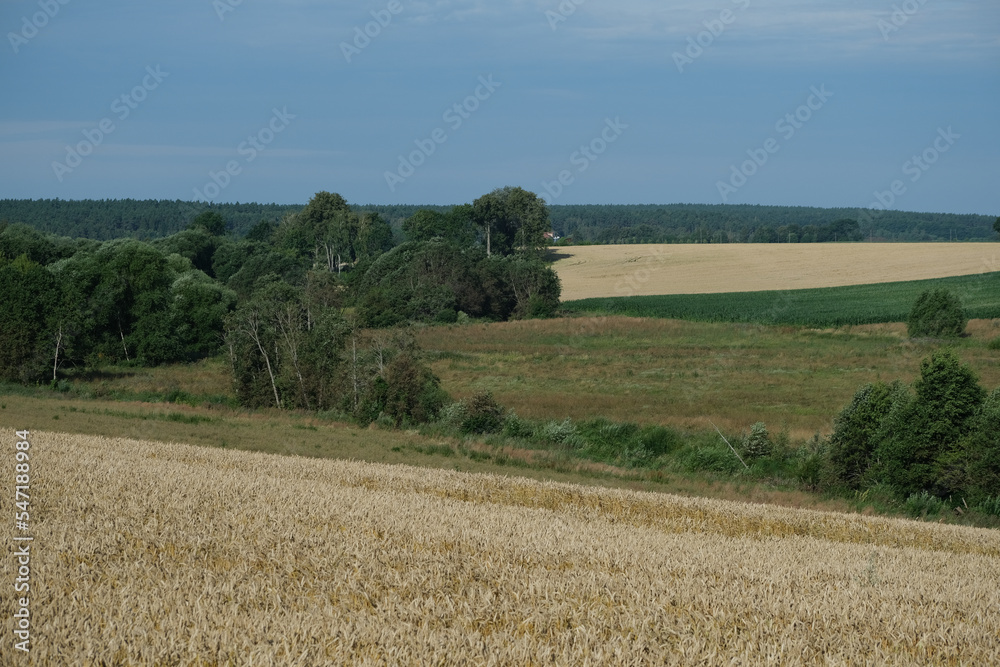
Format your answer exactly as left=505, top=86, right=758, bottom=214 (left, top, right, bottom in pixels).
left=471, top=186, right=550, bottom=256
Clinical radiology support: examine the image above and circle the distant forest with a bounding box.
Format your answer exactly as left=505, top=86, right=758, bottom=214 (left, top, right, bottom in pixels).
left=0, top=198, right=995, bottom=243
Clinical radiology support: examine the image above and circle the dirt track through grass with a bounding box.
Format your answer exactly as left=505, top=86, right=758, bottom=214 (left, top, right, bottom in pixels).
left=5, top=431, right=999, bottom=665
left=553, top=243, right=1000, bottom=300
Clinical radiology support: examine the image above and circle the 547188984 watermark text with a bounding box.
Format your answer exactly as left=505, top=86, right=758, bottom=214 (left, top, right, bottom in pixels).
left=11, top=430, right=33, bottom=654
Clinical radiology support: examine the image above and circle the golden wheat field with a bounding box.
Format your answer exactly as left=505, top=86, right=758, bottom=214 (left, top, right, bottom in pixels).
left=4, top=431, right=1000, bottom=665
left=553, top=243, right=1000, bottom=301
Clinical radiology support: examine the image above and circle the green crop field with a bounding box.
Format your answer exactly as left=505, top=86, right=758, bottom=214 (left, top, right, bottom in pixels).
left=563, top=272, right=1000, bottom=327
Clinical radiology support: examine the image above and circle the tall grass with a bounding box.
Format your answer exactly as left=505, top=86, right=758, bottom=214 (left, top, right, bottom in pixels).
left=415, top=316, right=1000, bottom=440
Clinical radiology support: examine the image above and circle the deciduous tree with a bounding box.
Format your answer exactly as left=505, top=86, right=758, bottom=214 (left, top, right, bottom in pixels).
left=874, top=349, right=985, bottom=496
left=0, top=255, right=59, bottom=382
left=188, top=210, right=227, bottom=236
left=277, top=191, right=358, bottom=273
left=828, top=381, right=905, bottom=488
left=907, top=289, right=966, bottom=338
left=471, top=187, right=550, bottom=256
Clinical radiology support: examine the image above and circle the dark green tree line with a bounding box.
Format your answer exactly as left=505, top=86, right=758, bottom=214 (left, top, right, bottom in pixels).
left=4, top=199, right=995, bottom=245
left=1, top=187, right=558, bottom=425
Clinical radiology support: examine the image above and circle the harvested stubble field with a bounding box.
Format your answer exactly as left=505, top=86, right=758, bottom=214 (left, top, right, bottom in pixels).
left=5, top=431, right=1000, bottom=665
left=553, top=243, right=1000, bottom=301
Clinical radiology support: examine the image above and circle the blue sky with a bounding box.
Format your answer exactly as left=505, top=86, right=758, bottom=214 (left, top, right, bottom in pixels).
left=1, top=0, right=997, bottom=214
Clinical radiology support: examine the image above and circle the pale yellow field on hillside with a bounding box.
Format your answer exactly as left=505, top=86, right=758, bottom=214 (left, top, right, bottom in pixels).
left=5, top=431, right=1000, bottom=665
left=553, top=243, right=1000, bottom=301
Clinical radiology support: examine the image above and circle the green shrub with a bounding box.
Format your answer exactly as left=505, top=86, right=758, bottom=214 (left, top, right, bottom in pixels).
left=987, top=336, right=1000, bottom=350
left=828, top=381, right=905, bottom=488
left=434, top=308, right=458, bottom=324
left=354, top=376, right=388, bottom=425
left=791, top=435, right=832, bottom=491
left=438, top=401, right=467, bottom=429
left=637, top=425, right=682, bottom=457
left=0, top=255, right=61, bottom=384
left=360, top=353, right=449, bottom=426
left=620, top=443, right=653, bottom=468
left=373, top=412, right=396, bottom=429
left=741, top=422, right=773, bottom=461
left=683, top=446, right=744, bottom=474
left=903, top=491, right=946, bottom=519
left=975, top=496, right=1000, bottom=517
left=913, top=349, right=985, bottom=447
left=357, top=285, right=410, bottom=328
left=957, top=388, right=1000, bottom=504
left=576, top=418, right=639, bottom=460
left=794, top=452, right=825, bottom=490
left=459, top=391, right=505, bottom=434
left=907, top=288, right=966, bottom=338
left=536, top=418, right=580, bottom=446
left=874, top=350, right=985, bottom=497
left=526, top=292, right=559, bottom=319
left=50, top=379, right=72, bottom=393
left=501, top=412, right=534, bottom=439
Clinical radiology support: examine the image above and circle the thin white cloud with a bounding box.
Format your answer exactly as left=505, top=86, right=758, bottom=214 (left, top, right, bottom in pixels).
left=0, top=121, right=91, bottom=137
left=0, top=140, right=346, bottom=161
left=79, top=144, right=348, bottom=160
left=537, top=0, right=998, bottom=62
left=194, top=0, right=996, bottom=64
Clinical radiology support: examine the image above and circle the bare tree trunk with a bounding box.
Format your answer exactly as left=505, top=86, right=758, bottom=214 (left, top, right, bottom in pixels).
left=372, top=333, right=388, bottom=375
left=313, top=243, right=323, bottom=271
left=52, top=325, right=63, bottom=382
left=118, top=321, right=130, bottom=361
left=277, top=305, right=310, bottom=411
left=322, top=242, right=337, bottom=273
left=246, top=310, right=281, bottom=409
